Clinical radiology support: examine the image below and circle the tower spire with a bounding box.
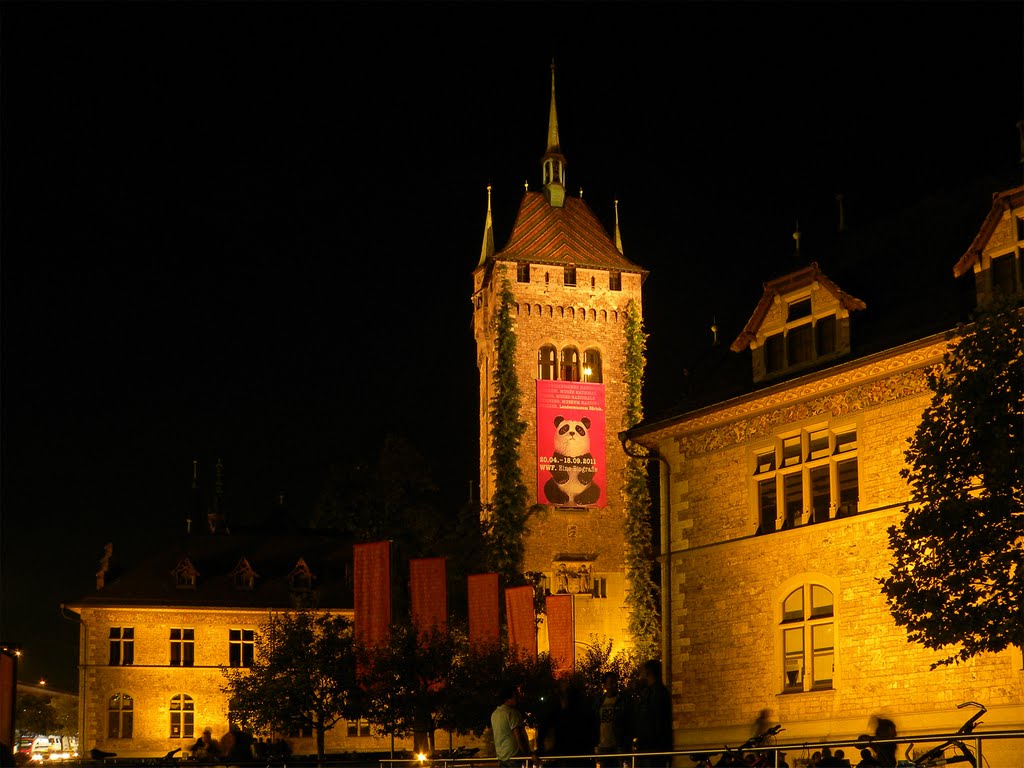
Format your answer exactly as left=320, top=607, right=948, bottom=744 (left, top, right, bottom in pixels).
left=542, top=60, right=567, bottom=208
left=614, top=199, right=623, bottom=253
left=478, top=184, right=495, bottom=266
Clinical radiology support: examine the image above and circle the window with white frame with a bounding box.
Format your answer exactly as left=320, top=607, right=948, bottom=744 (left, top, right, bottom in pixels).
left=781, top=584, right=834, bottom=692
left=169, top=694, right=194, bottom=739
left=229, top=629, right=255, bottom=667
left=754, top=426, right=858, bottom=533
left=762, top=295, right=840, bottom=376
left=108, top=693, right=133, bottom=739
left=346, top=718, right=371, bottom=737
left=108, top=627, right=134, bottom=666
left=169, top=628, right=195, bottom=667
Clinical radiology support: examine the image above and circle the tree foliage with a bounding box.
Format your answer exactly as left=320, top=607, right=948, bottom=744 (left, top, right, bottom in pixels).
left=879, top=301, right=1024, bottom=667
left=622, top=298, right=661, bottom=661
left=16, top=692, right=75, bottom=738
left=486, top=270, right=531, bottom=585
left=221, top=611, right=361, bottom=763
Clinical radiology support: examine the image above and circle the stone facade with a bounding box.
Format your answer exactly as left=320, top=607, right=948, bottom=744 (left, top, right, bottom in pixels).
left=71, top=604, right=402, bottom=759
left=473, top=260, right=644, bottom=649
left=629, top=280, right=1024, bottom=764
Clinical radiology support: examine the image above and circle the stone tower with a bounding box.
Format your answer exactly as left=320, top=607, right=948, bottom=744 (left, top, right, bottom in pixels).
left=471, top=64, right=649, bottom=655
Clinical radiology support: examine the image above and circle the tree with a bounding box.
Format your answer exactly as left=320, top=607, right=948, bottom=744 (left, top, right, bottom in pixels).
left=486, top=270, right=532, bottom=585
left=221, top=611, right=361, bottom=764
left=879, top=301, right=1024, bottom=667
left=622, top=298, right=661, bottom=661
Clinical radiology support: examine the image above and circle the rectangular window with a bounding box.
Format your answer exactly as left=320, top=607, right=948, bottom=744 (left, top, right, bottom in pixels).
left=109, top=627, right=134, bottom=666
left=783, top=628, right=804, bottom=691
left=758, top=479, right=777, bottom=534
left=170, top=628, right=195, bottom=667
left=170, top=696, right=194, bottom=739
left=783, top=473, right=803, bottom=528
left=837, top=458, right=859, bottom=516
left=787, top=324, right=814, bottom=365
left=991, top=253, right=1017, bottom=295
left=609, top=271, right=622, bottom=291
left=835, top=430, right=857, bottom=454
left=807, top=429, right=829, bottom=461
left=787, top=298, right=812, bottom=321
left=564, top=266, right=576, bottom=286
left=517, top=263, right=531, bottom=283
left=781, top=436, right=802, bottom=468
left=347, top=719, right=371, bottom=738
left=811, top=624, right=834, bottom=688
left=229, top=629, right=255, bottom=668
left=765, top=334, right=784, bottom=373
left=755, top=450, right=776, bottom=474
left=1017, top=217, right=1024, bottom=242
left=591, top=576, right=608, bottom=599
left=810, top=466, right=830, bottom=523
left=109, top=708, right=133, bottom=740
left=289, top=724, right=314, bottom=738
left=815, top=315, right=837, bottom=356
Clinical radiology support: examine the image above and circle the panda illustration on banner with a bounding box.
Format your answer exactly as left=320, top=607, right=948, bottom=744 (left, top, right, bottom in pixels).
left=543, top=415, right=601, bottom=506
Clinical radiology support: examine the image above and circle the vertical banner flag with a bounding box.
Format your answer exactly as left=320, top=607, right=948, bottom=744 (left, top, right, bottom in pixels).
left=545, top=593, right=575, bottom=677
left=0, top=651, right=14, bottom=758
left=410, top=557, right=447, bottom=637
left=537, top=380, right=606, bottom=507
left=468, top=572, right=500, bottom=649
left=505, top=585, right=537, bottom=659
left=354, top=541, right=391, bottom=647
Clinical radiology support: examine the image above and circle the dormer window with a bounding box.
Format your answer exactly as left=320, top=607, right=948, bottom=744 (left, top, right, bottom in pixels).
left=172, top=558, right=198, bottom=589
left=230, top=558, right=258, bottom=591
left=991, top=253, right=1018, bottom=296
left=288, top=558, right=314, bottom=591
left=731, top=263, right=865, bottom=383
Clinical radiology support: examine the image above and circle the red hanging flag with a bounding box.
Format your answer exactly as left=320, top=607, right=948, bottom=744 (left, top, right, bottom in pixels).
left=545, top=594, right=575, bottom=677
left=468, top=573, right=500, bottom=649
left=410, top=557, right=447, bottom=637
left=505, top=585, right=537, bottom=659
left=354, top=541, right=391, bottom=648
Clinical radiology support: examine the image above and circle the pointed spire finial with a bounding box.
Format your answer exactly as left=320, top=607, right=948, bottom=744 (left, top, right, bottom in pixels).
left=614, top=200, right=623, bottom=253
left=836, top=193, right=846, bottom=233
left=478, top=185, right=495, bottom=267
left=524, top=180, right=529, bottom=192
left=542, top=61, right=566, bottom=207
left=579, top=187, right=583, bottom=199
left=793, top=222, right=802, bottom=261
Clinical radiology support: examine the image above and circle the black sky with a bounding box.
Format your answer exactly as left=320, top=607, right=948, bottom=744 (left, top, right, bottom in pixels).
left=2, top=1, right=1022, bottom=691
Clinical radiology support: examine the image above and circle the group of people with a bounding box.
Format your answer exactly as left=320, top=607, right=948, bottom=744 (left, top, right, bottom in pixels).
left=189, top=726, right=291, bottom=764
left=490, top=659, right=674, bottom=768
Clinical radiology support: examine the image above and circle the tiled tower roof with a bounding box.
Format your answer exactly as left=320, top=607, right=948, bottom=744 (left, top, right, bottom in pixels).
left=494, top=191, right=647, bottom=275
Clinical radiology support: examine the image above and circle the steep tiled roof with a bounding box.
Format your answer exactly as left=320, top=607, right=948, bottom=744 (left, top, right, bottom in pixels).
left=67, top=532, right=354, bottom=610
left=494, top=191, right=647, bottom=275
left=730, top=262, right=866, bottom=352
left=953, top=184, right=1024, bottom=277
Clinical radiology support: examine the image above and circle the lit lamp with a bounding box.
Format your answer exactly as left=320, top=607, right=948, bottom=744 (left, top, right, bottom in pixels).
left=583, top=365, right=592, bottom=379
left=416, top=752, right=428, bottom=764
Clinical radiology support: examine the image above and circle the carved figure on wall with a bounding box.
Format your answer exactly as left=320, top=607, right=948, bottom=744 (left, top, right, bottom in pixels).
left=555, top=563, right=569, bottom=594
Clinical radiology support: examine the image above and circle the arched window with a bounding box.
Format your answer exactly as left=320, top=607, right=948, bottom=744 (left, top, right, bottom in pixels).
left=582, top=349, right=602, bottom=383
left=538, top=345, right=556, bottom=380
left=560, top=347, right=580, bottom=382
left=781, top=584, right=834, bottom=692
left=169, top=694, right=195, bottom=739
left=108, top=693, right=133, bottom=739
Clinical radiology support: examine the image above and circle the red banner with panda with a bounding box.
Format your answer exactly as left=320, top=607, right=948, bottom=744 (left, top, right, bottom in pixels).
left=468, top=572, right=500, bottom=649
left=410, top=557, right=447, bottom=638
left=354, top=541, right=391, bottom=648
left=537, top=380, right=606, bottom=507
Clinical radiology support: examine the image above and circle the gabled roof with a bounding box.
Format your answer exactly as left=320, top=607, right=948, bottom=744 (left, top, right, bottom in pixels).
left=953, top=184, right=1024, bottom=277
left=493, top=191, right=647, bottom=275
left=730, top=262, right=866, bottom=352
left=67, top=532, right=354, bottom=610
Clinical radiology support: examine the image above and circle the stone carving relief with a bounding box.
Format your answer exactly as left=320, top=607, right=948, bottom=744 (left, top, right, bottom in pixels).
left=553, top=562, right=593, bottom=595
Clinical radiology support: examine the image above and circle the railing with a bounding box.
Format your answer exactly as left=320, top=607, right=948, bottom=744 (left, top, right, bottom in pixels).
left=377, top=728, right=1024, bottom=768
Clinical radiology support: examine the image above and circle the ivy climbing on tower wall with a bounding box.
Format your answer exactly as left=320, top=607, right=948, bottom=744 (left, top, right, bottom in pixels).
left=622, top=298, right=661, bottom=661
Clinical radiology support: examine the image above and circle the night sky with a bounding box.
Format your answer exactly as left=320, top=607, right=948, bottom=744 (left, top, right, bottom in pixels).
left=2, top=2, right=1022, bottom=691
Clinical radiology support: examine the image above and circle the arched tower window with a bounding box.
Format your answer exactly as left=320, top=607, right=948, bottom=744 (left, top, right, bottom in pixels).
left=560, top=347, right=580, bottom=382
left=582, top=349, right=602, bottom=383
left=108, top=693, right=133, bottom=739
left=538, top=345, right=557, bottom=380
left=781, top=584, right=834, bottom=693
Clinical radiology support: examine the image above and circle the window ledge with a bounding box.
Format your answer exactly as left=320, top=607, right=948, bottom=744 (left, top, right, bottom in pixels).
left=777, top=686, right=835, bottom=697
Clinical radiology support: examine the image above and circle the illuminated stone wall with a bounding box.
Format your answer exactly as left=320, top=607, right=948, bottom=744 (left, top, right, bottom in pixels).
left=74, top=606, right=407, bottom=759
left=473, top=259, right=644, bottom=653
left=636, top=334, right=1024, bottom=761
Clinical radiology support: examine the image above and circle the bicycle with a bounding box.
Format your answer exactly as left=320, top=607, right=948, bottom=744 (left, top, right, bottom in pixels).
left=689, top=724, right=785, bottom=767
left=903, top=701, right=986, bottom=767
